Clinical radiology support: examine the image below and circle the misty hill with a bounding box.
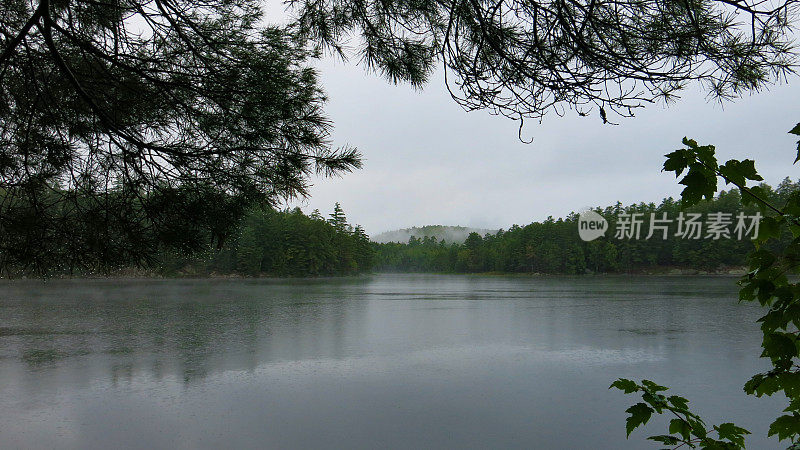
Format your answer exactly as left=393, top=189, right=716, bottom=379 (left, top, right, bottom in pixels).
left=371, top=225, right=498, bottom=244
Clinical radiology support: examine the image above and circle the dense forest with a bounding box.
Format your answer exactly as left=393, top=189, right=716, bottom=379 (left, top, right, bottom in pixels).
left=0, top=189, right=373, bottom=277
left=8, top=180, right=797, bottom=278
left=162, top=203, right=374, bottom=277
left=372, top=179, right=800, bottom=275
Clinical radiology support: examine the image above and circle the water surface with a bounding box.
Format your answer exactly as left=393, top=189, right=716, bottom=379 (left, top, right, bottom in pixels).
left=0, top=274, right=782, bottom=448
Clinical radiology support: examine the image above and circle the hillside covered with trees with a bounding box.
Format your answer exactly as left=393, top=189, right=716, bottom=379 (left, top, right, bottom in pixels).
left=373, top=179, right=800, bottom=275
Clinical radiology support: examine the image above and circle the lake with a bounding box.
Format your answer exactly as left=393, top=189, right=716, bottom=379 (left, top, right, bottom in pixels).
left=0, top=274, right=783, bottom=449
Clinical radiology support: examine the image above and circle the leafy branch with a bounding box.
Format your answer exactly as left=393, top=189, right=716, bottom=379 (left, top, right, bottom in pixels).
left=614, top=123, right=800, bottom=448
left=610, top=379, right=750, bottom=449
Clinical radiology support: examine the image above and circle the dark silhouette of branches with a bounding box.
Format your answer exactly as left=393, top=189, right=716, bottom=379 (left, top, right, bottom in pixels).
left=0, top=0, right=361, bottom=273
left=289, top=0, right=799, bottom=124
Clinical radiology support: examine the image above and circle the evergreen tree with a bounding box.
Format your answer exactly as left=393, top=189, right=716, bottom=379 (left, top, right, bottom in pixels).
left=0, top=0, right=362, bottom=274
left=328, top=203, right=349, bottom=232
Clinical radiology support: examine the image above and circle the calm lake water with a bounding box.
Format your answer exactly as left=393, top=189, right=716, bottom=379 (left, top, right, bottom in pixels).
left=0, top=274, right=783, bottom=449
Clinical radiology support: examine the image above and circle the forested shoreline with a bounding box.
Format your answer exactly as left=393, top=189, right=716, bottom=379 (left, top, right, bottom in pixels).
left=372, top=179, right=800, bottom=275
left=0, top=198, right=374, bottom=278
left=5, top=180, right=798, bottom=278
left=160, top=203, right=374, bottom=277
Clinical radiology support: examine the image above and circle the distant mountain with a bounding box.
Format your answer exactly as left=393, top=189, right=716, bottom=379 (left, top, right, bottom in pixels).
left=371, top=225, right=498, bottom=244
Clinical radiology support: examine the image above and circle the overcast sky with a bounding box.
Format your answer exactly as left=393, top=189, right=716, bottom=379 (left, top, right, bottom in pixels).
left=285, top=57, right=800, bottom=235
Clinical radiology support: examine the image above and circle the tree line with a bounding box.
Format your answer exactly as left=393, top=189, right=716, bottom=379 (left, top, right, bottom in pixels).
left=161, top=203, right=374, bottom=277
left=0, top=182, right=373, bottom=277
left=372, top=179, right=800, bottom=275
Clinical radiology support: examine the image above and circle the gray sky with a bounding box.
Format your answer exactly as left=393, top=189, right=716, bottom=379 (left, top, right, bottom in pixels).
left=286, top=57, right=800, bottom=235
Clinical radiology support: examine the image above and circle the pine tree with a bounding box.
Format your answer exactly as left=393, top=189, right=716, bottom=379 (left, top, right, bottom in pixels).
left=328, top=203, right=349, bottom=232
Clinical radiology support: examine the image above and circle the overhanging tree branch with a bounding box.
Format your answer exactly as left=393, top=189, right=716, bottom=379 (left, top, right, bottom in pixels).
left=0, top=0, right=46, bottom=67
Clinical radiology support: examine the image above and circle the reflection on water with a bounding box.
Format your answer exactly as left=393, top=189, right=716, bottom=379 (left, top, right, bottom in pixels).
left=0, top=275, right=783, bottom=449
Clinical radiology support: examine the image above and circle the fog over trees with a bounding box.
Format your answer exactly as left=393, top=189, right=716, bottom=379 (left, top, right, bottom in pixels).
left=371, top=226, right=498, bottom=245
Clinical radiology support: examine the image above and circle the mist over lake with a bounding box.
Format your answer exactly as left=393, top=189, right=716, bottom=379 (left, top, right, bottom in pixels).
left=0, top=275, right=781, bottom=449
